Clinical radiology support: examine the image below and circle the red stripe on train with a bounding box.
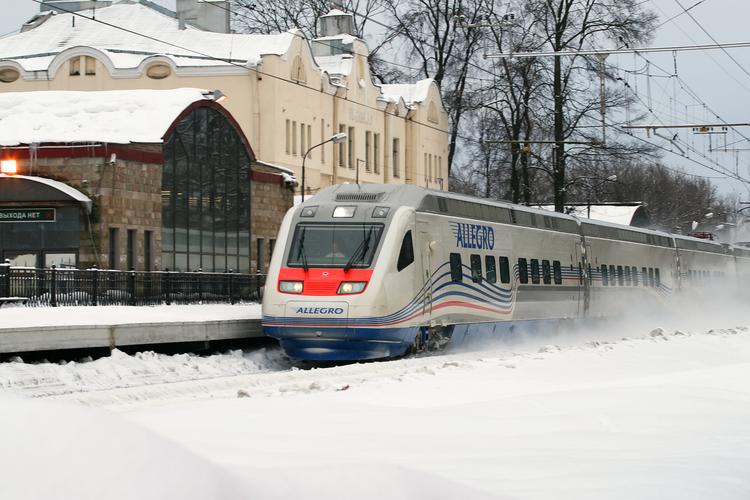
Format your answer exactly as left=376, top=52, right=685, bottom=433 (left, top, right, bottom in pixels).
left=277, top=267, right=373, bottom=296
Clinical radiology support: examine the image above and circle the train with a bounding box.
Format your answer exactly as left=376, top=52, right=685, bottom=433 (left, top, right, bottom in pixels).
left=262, top=184, right=750, bottom=361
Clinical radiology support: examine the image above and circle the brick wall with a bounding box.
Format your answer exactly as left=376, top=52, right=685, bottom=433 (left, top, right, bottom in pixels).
left=251, top=167, right=294, bottom=273
left=18, top=146, right=163, bottom=270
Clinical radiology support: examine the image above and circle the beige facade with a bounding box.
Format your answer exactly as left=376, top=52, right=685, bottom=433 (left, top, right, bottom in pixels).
left=0, top=2, right=450, bottom=196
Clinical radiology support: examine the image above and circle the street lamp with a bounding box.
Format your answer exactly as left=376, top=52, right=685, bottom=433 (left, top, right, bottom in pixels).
left=301, top=132, right=347, bottom=202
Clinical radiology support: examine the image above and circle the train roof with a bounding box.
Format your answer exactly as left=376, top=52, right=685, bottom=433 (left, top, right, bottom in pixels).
left=309, top=184, right=740, bottom=254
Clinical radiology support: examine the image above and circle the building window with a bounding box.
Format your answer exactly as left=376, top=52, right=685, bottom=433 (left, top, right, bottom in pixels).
left=300, top=122, right=306, bottom=156
left=320, top=119, right=325, bottom=162
left=338, top=124, right=346, bottom=167
left=348, top=126, right=355, bottom=169
left=269, top=238, right=276, bottom=262
left=365, top=131, right=372, bottom=172
left=85, top=56, right=96, bottom=75
left=424, top=153, right=428, bottom=182
left=373, top=133, right=380, bottom=174
left=144, top=230, right=152, bottom=271
left=292, top=121, right=297, bottom=155
left=162, top=106, right=251, bottom=273
left=127, top=229, right=136, bottom=270
left=285, top=119, right=290, bottom=155
left=108, top=227, right=119, bottom=269
left=307, top=125, right=312, bottom=159
left=257, top=238, right=265, bottom=273
left=429, top=154, right=433, bottom=182
left=69, top=57, right=80, bottom=76
left=392, top=138, right=400, bottom=178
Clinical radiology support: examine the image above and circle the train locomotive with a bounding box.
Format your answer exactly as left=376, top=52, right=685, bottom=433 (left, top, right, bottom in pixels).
left=262, top=184, right=750, bottom=361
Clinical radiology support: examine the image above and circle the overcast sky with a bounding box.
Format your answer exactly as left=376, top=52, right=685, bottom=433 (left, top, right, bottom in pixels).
left=2, top=0, right=750, bottom=199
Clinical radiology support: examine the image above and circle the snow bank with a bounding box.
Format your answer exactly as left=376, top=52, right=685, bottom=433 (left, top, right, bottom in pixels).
left=0, top=396, right=250, bottom=500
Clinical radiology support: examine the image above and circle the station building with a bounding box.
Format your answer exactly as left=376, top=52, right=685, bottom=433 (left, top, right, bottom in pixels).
left=0, top=0, right=450, bottom=196
left=0, top=88, right=293, bottom=272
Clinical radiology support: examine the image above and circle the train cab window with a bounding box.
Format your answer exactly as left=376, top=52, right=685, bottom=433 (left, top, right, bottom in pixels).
left=655, top=268, right=661, bottom=287
left=641, top=267, right=648, bottom=285
left=609, top=265, right=617, bottom=286
left=648, top=268, right=655, bottom=287
left=617, top=265, right=624, bottom=286
left=601, top=264, right=609, bottom=286
left=542, top=260, right=551, bottom=284
left=632, top=266, right=639, bottom=286
left=470, top=255, right=482, bottom=283
left=396, top=231, right=414, bottom=272
left=499, top=256, right=511, bottom=284
left=530, top=259, right=540, bottom=284
left=518, top=258, right=529, bottom=284
left=450, top=253, right=463, bottom=282
left=485, top=255, right=497, bottom=283
left=553, top=261, right=562, bottom=285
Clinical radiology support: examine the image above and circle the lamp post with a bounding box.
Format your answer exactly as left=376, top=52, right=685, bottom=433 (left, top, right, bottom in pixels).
left=301, top=132, right=347, bottom=202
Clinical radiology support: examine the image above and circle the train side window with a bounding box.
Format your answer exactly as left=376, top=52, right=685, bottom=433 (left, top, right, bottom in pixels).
left=396, top=230, right=414, bottom=272
left=542, top=259, right=551, bottom=284
left=485, top=255, right=497, bottom=283
left=470, top=254, right=482, bottom=283
left=648, top=267, right=655, bottom=287
left=499, top=256, right=511, bottom=284
left=518, top=258, right=529, bottom=284
left=655, top=268, right=661, bottom=287
left=553, top=260, right=562, bottom=285
left=624, top=266, right=631, bottom=285
left=450, top=253, right=463, bottom=282
left=601, top=264, right=608, bottom=286
left=588, top=264, right=593, bottom=285
left=641, top=267, right=648, bottom=285
left=530, top=259, right=540, bottom=284
left=632, top=266, right=639, bottom=286
left=609, top=265, right=617, bottom=286
left=617, top=265, right=624, bottom=286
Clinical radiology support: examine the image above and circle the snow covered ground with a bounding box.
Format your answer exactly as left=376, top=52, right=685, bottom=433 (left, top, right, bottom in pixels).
left=1, top=302, right=750, bottom=499
left=0, top=303, right=262, bottom=328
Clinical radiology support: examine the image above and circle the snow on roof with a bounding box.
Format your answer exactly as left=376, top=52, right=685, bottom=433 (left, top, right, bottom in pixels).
left=0, top=174, right=93, bottom=212
left=538, top=204, right=646, bottom=226
left=0, top=88, right=210, bottom=145
left=0, top=2, right=295, bottom=71
left=379, top=79, right=434, bottom=105
left=314, top=54, right=354, bottom=77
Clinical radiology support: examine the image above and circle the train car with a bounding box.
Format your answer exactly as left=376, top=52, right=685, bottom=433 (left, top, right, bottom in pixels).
left=262, top=184, right=741, bottom=361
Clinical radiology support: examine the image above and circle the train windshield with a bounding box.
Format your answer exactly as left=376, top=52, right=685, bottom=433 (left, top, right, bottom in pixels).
left=287, top=223, right=384, bottom=269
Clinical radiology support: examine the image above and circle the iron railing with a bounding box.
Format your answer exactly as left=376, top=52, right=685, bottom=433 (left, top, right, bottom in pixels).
left=0, top=264, right=265, bottom=307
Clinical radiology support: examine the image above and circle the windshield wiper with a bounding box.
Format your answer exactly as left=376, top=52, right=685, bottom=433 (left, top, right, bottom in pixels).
left=297, top=227, right=309, bottom=271
left=344, top=227, right=374, bottom=272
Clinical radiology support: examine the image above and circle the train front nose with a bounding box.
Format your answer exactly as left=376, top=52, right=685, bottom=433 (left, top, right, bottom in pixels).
left=263, top=300, right=413, bottom=361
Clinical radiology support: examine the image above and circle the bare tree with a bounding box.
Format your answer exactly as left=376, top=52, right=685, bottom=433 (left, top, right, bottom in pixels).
left=526, top=0, right=657, bottom=211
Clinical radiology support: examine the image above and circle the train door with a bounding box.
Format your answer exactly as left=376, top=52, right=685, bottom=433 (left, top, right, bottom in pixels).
left=418, top=230, right=433, bottom=324
left=416, top=215, right=434, bottom=326
left=571, top=241, right=586, bottom=316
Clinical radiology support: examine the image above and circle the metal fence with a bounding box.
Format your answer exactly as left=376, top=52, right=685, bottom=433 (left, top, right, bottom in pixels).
left=0, top=264, right=265, bottom=307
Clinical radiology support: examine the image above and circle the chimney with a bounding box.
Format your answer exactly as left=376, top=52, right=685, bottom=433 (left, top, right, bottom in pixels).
left=319, top=9, right=355, bottom=37
left=176, top=0, right=230, bottom=33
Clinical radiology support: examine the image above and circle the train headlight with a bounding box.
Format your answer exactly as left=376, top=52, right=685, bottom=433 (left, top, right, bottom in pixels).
left=279, top=281, right=304, bottom=294
left=337, top=281, right=367, bottom=294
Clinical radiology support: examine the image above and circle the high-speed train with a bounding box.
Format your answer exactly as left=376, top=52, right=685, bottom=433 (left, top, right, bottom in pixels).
left=262, top=184, right=750, bottom=361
